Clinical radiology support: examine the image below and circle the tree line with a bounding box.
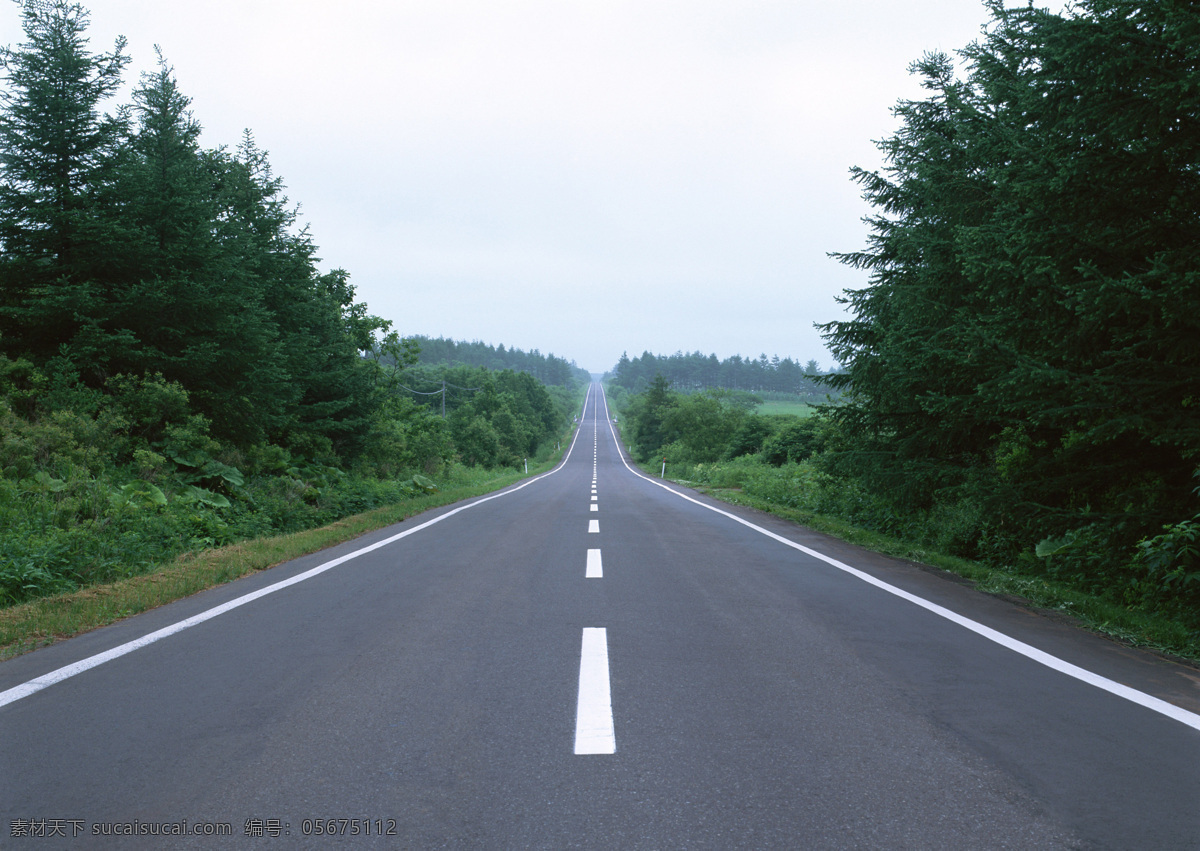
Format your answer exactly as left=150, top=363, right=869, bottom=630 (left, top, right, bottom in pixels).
left=608, top=350, right=830, bottom=398
left=410, top=336, right=589, bottom=388
left=820, top=0, right=1199, bottom=611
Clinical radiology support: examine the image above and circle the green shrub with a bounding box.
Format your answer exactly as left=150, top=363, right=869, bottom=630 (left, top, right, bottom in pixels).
left=1132, top=517, right=1200, bottom=611
left=0, top=532, right=78, bottom=605
left=761, top=419, right=824, bottom=466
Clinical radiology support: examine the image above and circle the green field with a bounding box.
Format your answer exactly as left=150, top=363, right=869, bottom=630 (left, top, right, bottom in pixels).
left=756, top=400, right=815, bottom=417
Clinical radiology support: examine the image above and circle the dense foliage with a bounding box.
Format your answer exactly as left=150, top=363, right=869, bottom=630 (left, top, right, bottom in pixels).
left=0, top=2, right=395, bottom=455
left=820, top=0, right=1200, bottom=614
left=609, top=349, right=830, bottom=399
left=397, top=364, right=576, bottom=469
left=0, top=357, right=453, bottom=604
left=0, top=3, right=580, bottom=607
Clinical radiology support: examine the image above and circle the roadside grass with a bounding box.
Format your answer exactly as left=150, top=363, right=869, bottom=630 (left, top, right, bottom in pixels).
left=0, top=455, right=565, bottom=661
left=646, top=462, right=1200, bottom=665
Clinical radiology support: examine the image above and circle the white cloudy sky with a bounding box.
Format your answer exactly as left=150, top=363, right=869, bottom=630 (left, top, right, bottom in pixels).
left=3, top=1, right=1043, bottom=373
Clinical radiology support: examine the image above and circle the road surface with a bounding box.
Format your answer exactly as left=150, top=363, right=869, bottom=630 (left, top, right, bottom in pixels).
left=2, top=382, right=1198, bottom=848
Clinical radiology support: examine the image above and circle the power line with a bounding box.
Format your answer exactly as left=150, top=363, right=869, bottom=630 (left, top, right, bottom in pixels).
left=395, top=379, right=484, bottom=417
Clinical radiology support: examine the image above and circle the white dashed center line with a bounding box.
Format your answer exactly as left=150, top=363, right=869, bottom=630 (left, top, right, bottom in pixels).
left=575, top=628, right=616, bottom=754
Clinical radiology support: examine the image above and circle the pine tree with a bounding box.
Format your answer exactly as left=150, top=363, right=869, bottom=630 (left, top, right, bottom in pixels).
left=957, top=0, right=1200, bottom=536
left=822, top=0, right=1200, bottom=575
left=0, top=0, right=129, bottom=359
left=821, top=50, right=1004, bottom=508
left=211, top=132, right=389, bottom=454
left=105, top=57, right=292, bottom=442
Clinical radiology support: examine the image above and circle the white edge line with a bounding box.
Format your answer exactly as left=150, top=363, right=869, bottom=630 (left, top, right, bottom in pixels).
left=595, top=384, right=1200, bottom=733
left=0, top=386, right=599, bottom=711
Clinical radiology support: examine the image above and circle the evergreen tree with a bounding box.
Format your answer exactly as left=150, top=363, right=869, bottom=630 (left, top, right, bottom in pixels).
left=200, top=132, right=386, bottom=452
left=0, top=0, right=129, bottom=360
left=822, top=51, right=1000, bottom=508
left=822, top=0, right=1200, bottom=578
left=100, top=56, right=290, bottom=442
left=626, top=373, right=674, bottom=460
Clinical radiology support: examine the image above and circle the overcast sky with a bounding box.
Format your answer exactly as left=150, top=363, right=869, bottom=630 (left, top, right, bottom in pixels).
left=4, top=1, right=1047, bottom=374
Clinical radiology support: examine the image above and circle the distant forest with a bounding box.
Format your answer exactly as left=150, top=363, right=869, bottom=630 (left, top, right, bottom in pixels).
left=410, top=336, right=589, bottom=388
left=608, top=350, right=833, bottom=398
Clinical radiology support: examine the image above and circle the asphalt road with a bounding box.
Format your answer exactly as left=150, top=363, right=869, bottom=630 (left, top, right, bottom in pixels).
left=2, top=382, right=1199, bottom=849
